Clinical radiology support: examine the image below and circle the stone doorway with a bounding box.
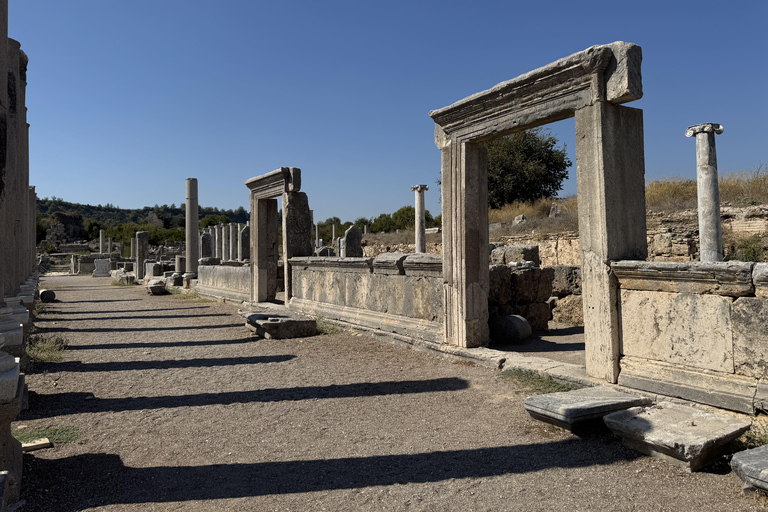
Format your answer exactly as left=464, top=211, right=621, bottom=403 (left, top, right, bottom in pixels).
left=430, top=42, right=647, bottom=383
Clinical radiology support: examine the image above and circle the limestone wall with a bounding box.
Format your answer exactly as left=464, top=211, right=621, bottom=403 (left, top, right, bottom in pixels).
left=289, top=254, right=443, bottom=343
left=196, top=264, right=251, bottom=303
left=613, top=261, right=768, bottom=413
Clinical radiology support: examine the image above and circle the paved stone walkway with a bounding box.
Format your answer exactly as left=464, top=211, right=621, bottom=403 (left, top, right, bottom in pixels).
left=15, top=276, right=768, bottom=511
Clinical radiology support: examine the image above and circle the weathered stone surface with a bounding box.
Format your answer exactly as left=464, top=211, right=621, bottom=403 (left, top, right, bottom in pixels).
left=731, top=445, right=768, bottom=492
left=185, top=178, right=200, bottom=277
left=488, top=315, right=530, bottom=344
left=510, top=267, right=554, bottom=303
left=343, top=225, right=363, bottom=258
left=488, top=265, right=512, bottom=306
left=513, top=214, right=527, bottom=226
left=619, top=357, right=756, bottom=414
left=604, top=401, right=750, bottom=471
left=754, top=263, right=768, bottom=298
left=38, top=289, right=55, bottom=303
left=551, top=294, right=584, bottom=326
left=314, top=246, right=334, bottom=257
left=373, top=253, right=407, bottom=275
left=92, top=259, right=110, bottom=277
left=403, top=253, right=441, bottom=277
left=135, top=231, right=149, bottom=281
left=244, top=167, right=300, bottom=199
left=146, top=279, right=166, bottom=295
left=240, top=311, right=316, bottom=339
left=196, top=265, right=251, bottom=303
left=525, top=386, right=651, bottom=430
left=198, top=257, right=221, bottom=266
left=612, top=260, right=754, bottom=297
left=200, top=233, right=213, bottom=259
left=732, top=297, right=768, bottom=379
left=551, top=265, right=581, bottom=296
left=620, top=289, right=734, bottom=373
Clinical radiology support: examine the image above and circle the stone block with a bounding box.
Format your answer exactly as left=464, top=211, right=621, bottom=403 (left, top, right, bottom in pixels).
left=620, top=289, right=734, bottom=373
left=612, top=260, right=755, bottom=297
left=604, top=401, right=751, bottom=471
left=146, top=279, right=167, bottom=295
left=732, top=297, right=768, bottom=379
left=551, top=265, right=581, bottom=296
left=731, top=445, right=768, bottom=493
left=488, top=265, right=512, bottom=305
left=403, top=253, right=442, bottom=277
left=198, top=257, right=221, bottom=266
left=524, top=386, right=651, bottom=431
left=488, top=315, right=531, bottom=344
left=521, top=302, right=551, bottom=331
left=343, top=225, right=363, bottom=258
left=241, top=312, right=316, bottom=339
left=373, top=252, right=407, bottom=275
left=92, top=259, right=111, bottom=277
left=755, top=263, right=768, bottom=298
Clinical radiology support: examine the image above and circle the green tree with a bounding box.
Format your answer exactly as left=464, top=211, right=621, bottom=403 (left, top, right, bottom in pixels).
left=200, top=214, right=231, bottom=228
left=370, top=213, right=395, bottom=233
left=483, top=128, right=571, bottom=208
left=392, top=206, right=415, bottom=230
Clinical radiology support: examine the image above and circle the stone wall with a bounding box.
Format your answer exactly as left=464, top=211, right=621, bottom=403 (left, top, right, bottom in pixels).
left=288, top=254, right=443, bottom=343
left=195, top=264, right=251, bottom=303
left=613, top=261, right=768, bottom=413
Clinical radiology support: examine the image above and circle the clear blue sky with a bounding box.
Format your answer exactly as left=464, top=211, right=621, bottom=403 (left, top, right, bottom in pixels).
left=11, top=0, right=767, bottom=223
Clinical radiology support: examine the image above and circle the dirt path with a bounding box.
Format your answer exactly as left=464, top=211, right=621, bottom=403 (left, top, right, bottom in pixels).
left=16, top=275, right=767, bottom=511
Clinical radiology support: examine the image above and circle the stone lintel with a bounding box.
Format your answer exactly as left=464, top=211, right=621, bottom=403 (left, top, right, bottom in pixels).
left=685, top=123, right=724, bottom=137
left=372, top=253, right=407, bottom=275
left=618, top=356, right=757, bottom=414
left=288, top=257, right=373, bottom=274
left=245, top=167, right=301, bottom=199
left=612, top=260, right=755, bottom=296
left=403, top=253, right=442, bottom=277
left=429, top=42, right=641, bottom=140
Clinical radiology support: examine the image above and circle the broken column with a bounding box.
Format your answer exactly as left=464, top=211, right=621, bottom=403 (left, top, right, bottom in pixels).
left=686, top=123, right=725, bottom=262
left=238, top=223, right=249, bottom=261
left=412, top=184, right=429, bottom=253
left=229, top=223, right=237, bottom=261
left=99, top=229, right=105, bottom=254
left=221, top=223, right=230, bottom=261
left=184, top=178, right=199, bottom=278
left=135, top=231, right=149, bottom=281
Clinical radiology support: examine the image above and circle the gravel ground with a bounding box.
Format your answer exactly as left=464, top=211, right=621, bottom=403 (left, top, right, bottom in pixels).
left=15, top=275, right=768, bottom=511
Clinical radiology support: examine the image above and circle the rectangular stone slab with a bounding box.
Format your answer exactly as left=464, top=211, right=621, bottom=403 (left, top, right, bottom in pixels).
left=240, top=312, right=316, bottom=339
left=524, top=386, right=651, bottom=430
left=604, top=401, right=751, bottom=471
left=731, top=445, right=768, bottom=491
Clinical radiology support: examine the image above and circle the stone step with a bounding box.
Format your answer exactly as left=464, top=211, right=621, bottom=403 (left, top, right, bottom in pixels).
left=604, top=401, right=751, bottom=471
left=731, top=445, right=768, bottom=493
left=524, top=386, right=651, bottom=431
left=239, top=310, right=317, bottom=340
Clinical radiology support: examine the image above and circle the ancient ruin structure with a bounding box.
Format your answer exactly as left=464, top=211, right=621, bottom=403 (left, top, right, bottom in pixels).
left=412, top=184, right=428, bottom=253
left=184, top=178, right=199, bottom=279
left=430, top=42, right=646, bottom=383
left=686, top=123, right=725, bottom=262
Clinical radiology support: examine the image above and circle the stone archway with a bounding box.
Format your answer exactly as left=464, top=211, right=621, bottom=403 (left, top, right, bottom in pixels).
left=430, top=42, right=648, bottom=383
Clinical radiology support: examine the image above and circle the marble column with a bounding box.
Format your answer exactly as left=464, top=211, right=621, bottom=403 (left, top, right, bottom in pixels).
left=411, top=184, right=429, bottom=253
left=686, top=123, right=725, bottom=262
left=229, top=222, right=237, bottom=261
left=184, top=178, right=199, bottom=277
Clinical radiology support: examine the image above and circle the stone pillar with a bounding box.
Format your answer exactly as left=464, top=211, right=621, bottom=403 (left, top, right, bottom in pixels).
left=344, top=225, right=363, bottom=257
left=575, top=102, right=647, bottom=383
left=236, top=223, right=244, bottom=260
left=315, top=223, right=320, bottom=248
left=130, top=238, right=136, bottom=259
left=239, top=224, right=250, bottom=261
left=200, top=233, right=213, bottom=258
left=221, top=223, right=230, bottom=261
left=229, top=223, right=237, bottom=261
left=332, top=223, right=337, bottom=243
left=686, top=123, right=725, bottom=262
left=107, top=237, right=113, bottom=255
left=411, top=184, right=429, bottom=253
left=135, top=231, right=149, bottom=281
left=282, top=192, right=313, bottom=300
left=364, top=224, right=367, bottom=235
left=99, top=229, right=105, bottom=254
left=184, top=178, right=199, bottom=277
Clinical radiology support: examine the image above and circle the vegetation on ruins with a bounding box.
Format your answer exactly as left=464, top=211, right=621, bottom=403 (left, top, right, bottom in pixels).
left=484, top=128, right=572, bottom=208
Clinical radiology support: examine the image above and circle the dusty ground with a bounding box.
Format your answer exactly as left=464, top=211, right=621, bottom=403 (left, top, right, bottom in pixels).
left=15, top=275, right=768, bottom=511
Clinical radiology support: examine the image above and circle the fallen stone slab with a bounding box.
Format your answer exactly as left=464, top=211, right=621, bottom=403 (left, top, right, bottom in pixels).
left=146, top=279, right=167, bottom=295
left=21, top=438, right=51, bottom=452
left=38, top=289, right=55, bottom=303
left=524, top=386, right=651, bottom=431
left=604, top=401, right=751, bottom=471
left=731, top=445, right=768, bottom=493
left=240, top=311, right=316, bottom=339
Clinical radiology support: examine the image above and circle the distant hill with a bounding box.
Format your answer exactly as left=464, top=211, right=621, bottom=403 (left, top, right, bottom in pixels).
left=37, top=197, right=249, bottom=228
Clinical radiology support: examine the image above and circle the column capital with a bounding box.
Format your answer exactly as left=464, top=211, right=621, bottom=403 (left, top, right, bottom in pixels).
left=411, top=184, right=429, bottom=192
left=685, top=123, right=724, bottom=137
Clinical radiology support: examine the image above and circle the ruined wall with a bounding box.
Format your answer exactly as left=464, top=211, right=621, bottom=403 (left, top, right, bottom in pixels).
left=196, top=264, right=251, bottom=303
left=289, top=254, right=443, bottom=343
left=613, top=261, right=768, bottom=413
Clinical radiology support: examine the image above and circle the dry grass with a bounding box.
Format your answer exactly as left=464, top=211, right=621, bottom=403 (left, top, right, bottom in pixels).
left=488, top=197, right=578, bottom=237
left=646, top=164, right=768, bottom=211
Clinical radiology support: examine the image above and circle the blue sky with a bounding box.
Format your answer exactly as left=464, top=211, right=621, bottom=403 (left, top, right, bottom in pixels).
left=11, top=0, right=767, bottom=223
